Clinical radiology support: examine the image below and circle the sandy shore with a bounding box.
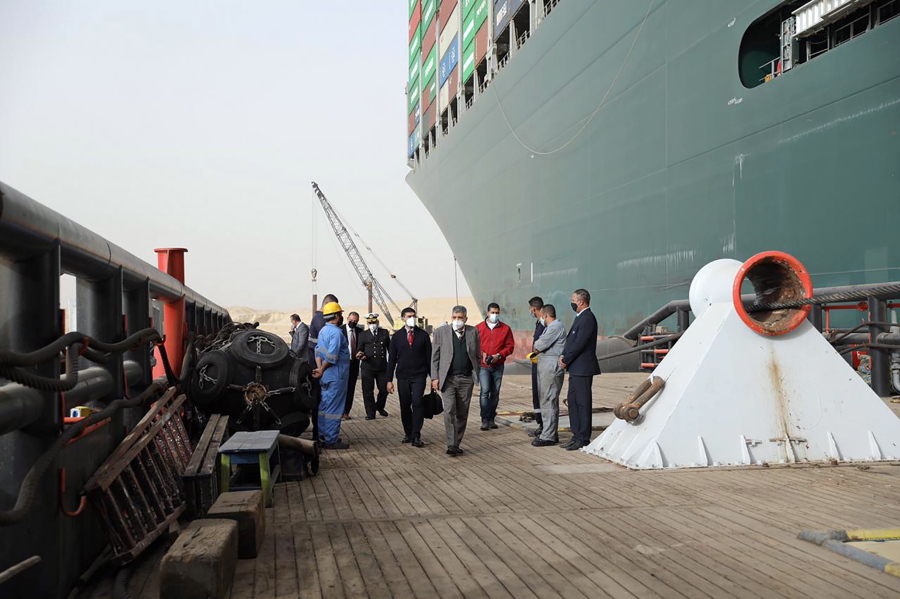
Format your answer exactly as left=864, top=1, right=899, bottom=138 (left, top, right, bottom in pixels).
left=227, top=297, right=477, bottom=341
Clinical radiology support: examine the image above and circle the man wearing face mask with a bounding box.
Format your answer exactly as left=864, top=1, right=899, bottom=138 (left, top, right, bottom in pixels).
left=475, top=303, right=515, bottom=431
left=357, top=313, right=391, bottom=420
left=431, top=306, right=481, bottom=456
left=559, top=289, right=601, bottom=450
left=387, top=308, right=432, bottom=447
left=313, top=301, right=351, bottom=450
left=341, top=312, right=363, bottom=421
left=529, top=304, right=566, bottom=446
left=527, top=297, right=545, bottom=437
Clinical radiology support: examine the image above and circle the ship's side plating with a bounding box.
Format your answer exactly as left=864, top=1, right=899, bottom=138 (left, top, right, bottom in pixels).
left=406, top=0, right=900, bottom=337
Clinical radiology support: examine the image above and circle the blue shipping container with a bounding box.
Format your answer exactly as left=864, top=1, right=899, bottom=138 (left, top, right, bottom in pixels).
left=493, top=0, right=524, bottom=39
left=439, top=34, right=459, bottom=87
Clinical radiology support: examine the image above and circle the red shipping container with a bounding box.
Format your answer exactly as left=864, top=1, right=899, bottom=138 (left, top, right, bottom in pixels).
left=409, top=1, right=422, bottom=42
left=448, top=68, right=459, bottom=97
left=422, top=18, right=436, bottom=57
left=474, top=19, right=489, bottom=65
left=439, top=0, right=458, bottom=26
left=424, top=104, right=436, bottom=130
left=408, top=102, right=421, bottom=134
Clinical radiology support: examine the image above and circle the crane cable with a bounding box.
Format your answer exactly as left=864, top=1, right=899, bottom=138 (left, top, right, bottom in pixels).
left=328, top=201, right=415, bottom=310
left=493, top=0, right=654, bottom=156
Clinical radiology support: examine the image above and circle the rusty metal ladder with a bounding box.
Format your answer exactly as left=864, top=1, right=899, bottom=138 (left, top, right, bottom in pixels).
left=84, top=387, right=193, bottom=564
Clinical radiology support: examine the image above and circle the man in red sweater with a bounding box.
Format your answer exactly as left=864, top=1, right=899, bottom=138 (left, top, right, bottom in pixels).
left=476, top=303, right=516, bottom=430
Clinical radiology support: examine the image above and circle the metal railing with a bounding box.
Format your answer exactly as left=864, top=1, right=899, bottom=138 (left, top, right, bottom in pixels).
left=0, top=181, right=230, bottom=597
left=613, top=281, right=900, bottom=396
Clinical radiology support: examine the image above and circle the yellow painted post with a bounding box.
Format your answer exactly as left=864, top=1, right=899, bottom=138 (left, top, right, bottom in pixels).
left=219, top=454, right=231, bottom=494
left=259, top=452, right=272, bottom=507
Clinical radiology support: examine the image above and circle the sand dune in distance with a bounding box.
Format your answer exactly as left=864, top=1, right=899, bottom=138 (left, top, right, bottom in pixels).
left=227, top=297, right=477, bottom=341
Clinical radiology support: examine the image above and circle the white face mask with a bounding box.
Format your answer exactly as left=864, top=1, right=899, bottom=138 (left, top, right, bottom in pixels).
left=406, top=317, right=417, bottom=328
left=539, top=317, right=546, bottom=326
left=488, top=313, right=499, bottom=324
left=368, top=323, right=377, bottom=333
left=451, top=319, right=464, bottom=330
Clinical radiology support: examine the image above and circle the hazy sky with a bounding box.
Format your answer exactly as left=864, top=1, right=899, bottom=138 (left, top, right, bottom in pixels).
left=0, top=1, right=471, bottom=311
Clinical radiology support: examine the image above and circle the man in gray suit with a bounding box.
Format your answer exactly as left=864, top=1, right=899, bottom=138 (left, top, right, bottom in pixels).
left=531, top=304, right=566, bottom=446
left=289, top=314, right=309, bottom=356
left=431, top=305, right=481, bottom=456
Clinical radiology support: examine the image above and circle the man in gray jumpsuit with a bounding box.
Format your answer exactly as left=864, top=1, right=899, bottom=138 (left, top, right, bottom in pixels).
left=531, top=304, right=566, bottom=447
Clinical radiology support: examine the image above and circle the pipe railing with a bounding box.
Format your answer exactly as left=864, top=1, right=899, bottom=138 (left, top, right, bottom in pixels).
left=619, top=280, right=900, bottom=396
left=0, top=181, right=230, bottom=597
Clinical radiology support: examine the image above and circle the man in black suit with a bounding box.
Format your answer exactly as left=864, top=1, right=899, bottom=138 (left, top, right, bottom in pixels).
left=387, top=307, right=432, bottom=447
left=357, top=312, right=391, bottom=419
left=559, top=288, right=601, bottom=450
left=341, top=311, right=363, bottom=420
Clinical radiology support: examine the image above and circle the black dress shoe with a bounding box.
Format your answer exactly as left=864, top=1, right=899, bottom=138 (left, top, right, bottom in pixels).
left=489, top=419, right=498, bottom=429
left=446, top=445, right=460, bottom=456
left=532, top=438, right=558, bottom=447
left=566, top=441, right=587, bottom=451
left=412, top=438, right=425, bottom=448
left=378, top=409, right=389, bottom=417
left=560, top=440, right=576, bottom=449
left=365, top=416, right=375, bottom=420
left=324, top=441, right=350, bottom=450
left=528, top=427, right=543, bottom=438
left=480, top=420, right=489, bottom=431
left=402, top=436, right=411, bottom=444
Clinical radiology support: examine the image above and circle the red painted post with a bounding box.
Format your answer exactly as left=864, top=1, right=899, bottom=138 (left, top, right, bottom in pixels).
left=153, top=248, right=188, bottom=378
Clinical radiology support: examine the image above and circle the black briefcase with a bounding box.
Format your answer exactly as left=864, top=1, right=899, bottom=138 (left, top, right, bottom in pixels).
left=423, top=390, right=444, bottom=419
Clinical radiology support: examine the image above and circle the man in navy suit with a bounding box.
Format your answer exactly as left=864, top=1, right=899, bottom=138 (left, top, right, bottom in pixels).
left=559, top=288, right=601, bottom=450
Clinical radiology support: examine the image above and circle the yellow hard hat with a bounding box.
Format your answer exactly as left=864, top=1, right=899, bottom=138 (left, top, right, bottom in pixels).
left=322, top=302, right=343, bottom=316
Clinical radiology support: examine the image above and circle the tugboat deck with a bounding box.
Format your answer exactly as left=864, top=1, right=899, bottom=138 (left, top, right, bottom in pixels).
left=115, top=374, right=900, bottom=598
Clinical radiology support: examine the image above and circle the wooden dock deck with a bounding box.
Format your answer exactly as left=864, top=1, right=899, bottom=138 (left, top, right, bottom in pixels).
left=121, top=373, right=900, bottom=598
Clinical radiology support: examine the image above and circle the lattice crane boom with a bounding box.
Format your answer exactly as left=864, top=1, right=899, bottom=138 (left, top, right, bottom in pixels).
left=311, top=182, right=403, bottom=326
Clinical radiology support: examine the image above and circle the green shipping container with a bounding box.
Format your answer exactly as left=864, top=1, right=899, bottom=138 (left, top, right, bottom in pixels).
left=461, top=0, right=477, bottom=18
left=462, top=0, right=488, bottom=51
left=422, top=45, right=438, bottom=89
left=409, top=0, right=418, bottom=19
left=423, top=0, right=436, bottom=30
left=409, top=50, right=422, bottom=86
left=408, top=76, right=420, bottom=114
left=424, top=73, right=437, bottom=108
left=409, top=25, right=420, bottom=66
left=462, top=39, right=475, bottom=84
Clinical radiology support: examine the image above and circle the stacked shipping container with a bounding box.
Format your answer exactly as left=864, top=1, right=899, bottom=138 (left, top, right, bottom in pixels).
left=421, top=0, right=438, bottom=133
left=408, top=0, right=423, bottom=156
left=462, top=0, right=489, bottom=85
left=438, top=0, right=460, bottom=115
left=408, top=0, right=534, bottom=157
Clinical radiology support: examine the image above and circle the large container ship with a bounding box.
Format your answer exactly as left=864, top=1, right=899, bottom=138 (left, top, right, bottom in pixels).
left=404, top=0, right=900, bottom=346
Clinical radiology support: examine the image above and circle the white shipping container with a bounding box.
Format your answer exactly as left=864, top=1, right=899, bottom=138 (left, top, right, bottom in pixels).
left=793, top=0, right=873, bottom=37
left=439, top=4, right=461, bottom=56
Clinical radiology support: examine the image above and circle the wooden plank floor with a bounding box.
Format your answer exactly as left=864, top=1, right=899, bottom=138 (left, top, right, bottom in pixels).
left=119, top=373, right=900, bottom=598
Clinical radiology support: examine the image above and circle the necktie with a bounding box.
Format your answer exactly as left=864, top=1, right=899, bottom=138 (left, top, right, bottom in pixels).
left=408, top=328, right=414, bottom=346
left=350, top=328, right=356, bottom=355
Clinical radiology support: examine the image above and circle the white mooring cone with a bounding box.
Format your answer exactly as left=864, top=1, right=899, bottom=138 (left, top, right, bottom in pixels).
left=585, top=251, right=900, bottom=469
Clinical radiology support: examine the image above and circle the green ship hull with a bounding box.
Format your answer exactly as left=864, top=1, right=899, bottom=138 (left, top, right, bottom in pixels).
left=406, top=0, right=900, bottom=341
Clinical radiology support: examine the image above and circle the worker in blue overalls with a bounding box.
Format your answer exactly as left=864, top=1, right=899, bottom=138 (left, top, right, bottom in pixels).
left=313, top=301, right=351, bottom=449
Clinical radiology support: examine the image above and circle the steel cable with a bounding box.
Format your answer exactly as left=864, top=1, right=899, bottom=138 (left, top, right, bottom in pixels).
left=748, top=282, right=900, bottom=312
